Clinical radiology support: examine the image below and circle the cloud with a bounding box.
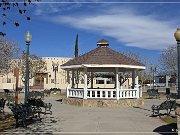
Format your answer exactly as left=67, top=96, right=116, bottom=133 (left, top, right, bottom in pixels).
left=34, top=0, right=82, bottom=15
left=48, top=7, right=176, bottom=50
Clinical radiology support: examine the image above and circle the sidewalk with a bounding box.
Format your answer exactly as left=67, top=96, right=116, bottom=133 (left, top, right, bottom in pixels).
left=2, top=96, right=177, bottom=135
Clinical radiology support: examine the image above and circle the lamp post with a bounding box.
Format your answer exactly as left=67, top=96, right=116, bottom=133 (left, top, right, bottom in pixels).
left=151, top=64, right=156, bottom=89
left=52, top=62, right=59, bottom=88
left=174, top=28, right=180, bottom=99
left=24, top=31, right=32, bottom=103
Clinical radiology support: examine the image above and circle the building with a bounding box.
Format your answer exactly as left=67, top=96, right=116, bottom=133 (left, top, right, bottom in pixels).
left=0, top=57, right=71, bottom=90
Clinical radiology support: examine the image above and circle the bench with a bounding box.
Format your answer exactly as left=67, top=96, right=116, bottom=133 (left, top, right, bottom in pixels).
left=18, top=87, right=23, bottom=93
left=4, top=89, right=10, bottom=95
left=29, top=91, right=44, bottom=99
left=147, top=89, right=159, bottom=98
left=151, top=100, right=176, bottom=116
left=9, top=103, right=41, bottom=127
left=44, top=89, right=51, bottom=96
left=5, top=94, right=15, bottom=106
left=0, top=98, right=6, bottom=113
left=27, top=98, right=52, bottom=115
left=50, top=88, right=61, bottom=94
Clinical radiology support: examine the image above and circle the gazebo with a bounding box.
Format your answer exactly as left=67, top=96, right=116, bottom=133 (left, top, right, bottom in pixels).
left=61, top=39, right=145, bottom=101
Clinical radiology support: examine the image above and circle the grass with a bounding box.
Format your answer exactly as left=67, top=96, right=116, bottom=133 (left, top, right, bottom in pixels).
left=0, top=113, right=15, bottom=132
left=160, top=116, right=177, bottom=124
left=50, top=93, right=66, bottom=98
left=143, top=86, right=177, bottom=91
left=142, top=93, right=167, bottom=99
left=0, top=93, right=6, bottom=99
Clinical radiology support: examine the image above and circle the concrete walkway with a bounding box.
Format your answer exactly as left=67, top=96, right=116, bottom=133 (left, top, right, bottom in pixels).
left=2, top=96, right=177, bottom=135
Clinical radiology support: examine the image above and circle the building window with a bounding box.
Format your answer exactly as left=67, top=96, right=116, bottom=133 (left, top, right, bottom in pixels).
left=106, top=80, right=114, bottom=84
left=96, top=80, right=104, bottom=84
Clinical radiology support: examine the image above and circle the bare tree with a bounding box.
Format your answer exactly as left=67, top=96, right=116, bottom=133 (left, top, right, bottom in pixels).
left=0, top=37, right=20, bottom=74
left=159, top=46, right=177, bottom=77
left=122, top=51, right=151, bottom=85
left=19, top=52, right=47, bottom=83
left=0, top=0, right=39, bottom=36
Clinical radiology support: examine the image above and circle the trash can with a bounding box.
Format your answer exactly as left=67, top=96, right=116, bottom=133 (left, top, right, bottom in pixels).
left=166, top=88, right=170, bottom=95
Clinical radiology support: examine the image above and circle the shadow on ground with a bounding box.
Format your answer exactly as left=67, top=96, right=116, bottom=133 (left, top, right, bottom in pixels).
left=153, top=123, right=177, bottom=135
left=2, top=116, right=62, bottom=134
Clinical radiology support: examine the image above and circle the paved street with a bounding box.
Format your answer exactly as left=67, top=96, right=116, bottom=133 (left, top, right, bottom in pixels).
left=2, top=96, right=177, bottom=135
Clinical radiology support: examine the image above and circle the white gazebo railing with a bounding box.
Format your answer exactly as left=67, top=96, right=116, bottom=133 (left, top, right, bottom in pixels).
left=119, top=89, right=139, bottom=99
left=87, top=89, right=116, bottom=99
left=68, top=88, right=84, bottom=98
left=67, top=88, right=139, bottom=99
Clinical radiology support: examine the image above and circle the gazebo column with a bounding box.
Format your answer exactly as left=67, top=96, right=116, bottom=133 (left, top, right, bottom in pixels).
left=135, top=71, right=140, bottom=98
left=91, top=72, right=94, bottom=88
left=119, top=72, right=122, bottom=89
left=115, top=68, right=119, bottom=100
left=67, top=70, right=70, bottom=84
left=72, top=70, right=75, bottom=88
left=132, top=70, right=135, bottom=89
left=66, top=70, right=70, bottom=98
left=83, top=68, right=88, bottom=99
left=75, top=70, right=79, bottom=88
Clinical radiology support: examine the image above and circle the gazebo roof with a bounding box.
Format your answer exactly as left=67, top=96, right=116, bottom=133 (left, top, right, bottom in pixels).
left=61, top=40, right=145, bottom=70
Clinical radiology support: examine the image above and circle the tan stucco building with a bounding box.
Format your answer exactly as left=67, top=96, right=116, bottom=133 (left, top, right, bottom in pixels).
left=0, top=57, right=71, bottom=90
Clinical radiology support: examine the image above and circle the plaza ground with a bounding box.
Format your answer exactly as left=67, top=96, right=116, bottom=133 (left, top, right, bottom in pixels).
left=1, top=92, right=177, bottom=135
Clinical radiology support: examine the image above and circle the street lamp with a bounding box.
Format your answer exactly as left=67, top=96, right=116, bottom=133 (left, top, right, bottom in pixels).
left=151, top=64, right=156, bottom=89
left=24, top=31, right=32, bottom=103
left=52, top=62, right=59, bottom=88
left=174, top=28, right=180, bottom=99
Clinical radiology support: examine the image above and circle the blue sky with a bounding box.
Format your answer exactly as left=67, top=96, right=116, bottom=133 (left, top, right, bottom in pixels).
left=2, top=0, right=180, bottom=67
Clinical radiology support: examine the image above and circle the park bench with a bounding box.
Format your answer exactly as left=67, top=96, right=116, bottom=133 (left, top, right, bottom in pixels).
left=147, top=89, right=160, bottom=98
left=0, top=98, right=6, bottom=113
left=18, top=87, right=23, bottom=93
left=151, top=100, right=176, bottom=116
left=29, top=91, right=44, bottom=99
left=44, top=89, right=51, bottom=96
left=4, top=89, right=10, bottom=95
left=50, top=88, right=61, bottom=94
left=5, top=94, right=15, bottom=106
left=27, top=98, right=52, bottom=115
left=9, top=103, right=41, bottom=127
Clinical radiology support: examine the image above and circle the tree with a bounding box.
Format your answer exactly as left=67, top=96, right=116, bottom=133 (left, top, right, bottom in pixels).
left=19, top=52, right=47, bottom=83
left=0, top=37, right=20, bottom=74
left=0, top=0, right=39, bottom=36
left=122, top=51, right=151, bottom=85
left=159, top=46, right=177, bottom=77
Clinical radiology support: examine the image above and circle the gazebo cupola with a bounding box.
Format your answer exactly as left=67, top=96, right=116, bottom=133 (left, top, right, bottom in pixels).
left=97, top=39, right=109, bottom=47
left=61, top=39, right=146, bottom=100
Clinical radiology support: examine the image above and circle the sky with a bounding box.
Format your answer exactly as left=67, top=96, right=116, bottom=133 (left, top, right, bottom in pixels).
left=1, top=0, right=180, bottom=68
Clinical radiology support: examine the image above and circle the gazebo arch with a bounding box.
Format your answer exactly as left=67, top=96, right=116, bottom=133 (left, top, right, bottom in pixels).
left=61, top=39, right=145, bottom=100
